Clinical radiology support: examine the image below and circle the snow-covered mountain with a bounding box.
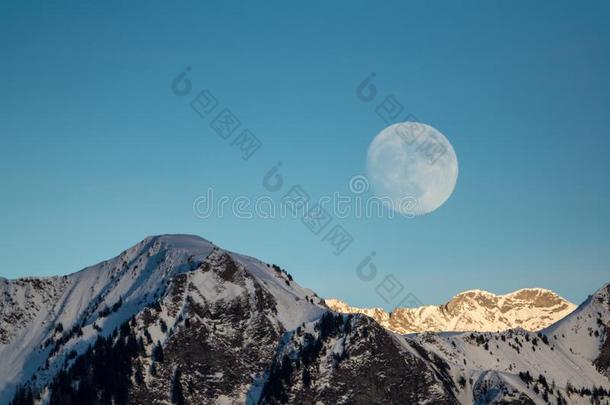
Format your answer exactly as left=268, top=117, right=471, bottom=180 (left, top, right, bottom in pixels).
left=0, top=235, right=325, bottom=404
left=1, top=234, right=608, bottom=405
left=326, top=288, right=576, bottom=334
left=406, top=282, right=610, bottom=404
left=260, top=283, right=610, bottom=404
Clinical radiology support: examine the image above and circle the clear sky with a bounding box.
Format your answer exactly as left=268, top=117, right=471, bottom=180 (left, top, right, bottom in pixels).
left=1, top=1, right=609, bottom=309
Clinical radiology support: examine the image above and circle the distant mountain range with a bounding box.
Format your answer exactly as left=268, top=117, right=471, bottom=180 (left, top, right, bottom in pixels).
left=326, top=288, right=576, bottom=334
left=1, top=235, right=608, bottom=404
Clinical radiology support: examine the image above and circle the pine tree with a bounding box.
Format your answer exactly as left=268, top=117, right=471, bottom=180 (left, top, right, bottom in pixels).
left=134, top=360, right=144, bottom=384
left=280, top=354, right=293, bottom=382
left=159, top=319, right=168, bottom=333
left=302, top=368, right=311, bottom=388
left=153, top=341, right=164, bottom=362
left=150, top=361, right=157, bottom=376
left=171, top=368, right=185, bottom=405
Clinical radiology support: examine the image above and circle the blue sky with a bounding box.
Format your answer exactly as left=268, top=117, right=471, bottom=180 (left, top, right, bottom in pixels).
left=1, top=1, right=609, bottom=309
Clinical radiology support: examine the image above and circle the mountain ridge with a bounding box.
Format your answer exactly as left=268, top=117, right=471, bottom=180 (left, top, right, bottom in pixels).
left=1, top=234, right=608, bottom=405
left=326, top=287, right=576, bottom=334
left=0, top=234, right=330, bottom=404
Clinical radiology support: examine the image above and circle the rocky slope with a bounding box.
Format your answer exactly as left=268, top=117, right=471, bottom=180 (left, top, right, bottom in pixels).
left=1, top=235, right=608, bottom=405
left=326, top=288, right=576, bottom=334
left=0, top=235, right=457, bottom=405
left=263, top=282, right=610, bottom=404
left=408, top=282, right=610, bottom=404
left=0, top=235, right=327, bottom=404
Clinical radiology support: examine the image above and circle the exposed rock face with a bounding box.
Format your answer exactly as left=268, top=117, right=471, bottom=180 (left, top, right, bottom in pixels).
left=326, top=288, right=576, bottom=334
left=594, top=326, right=610, bottom=378
left=472, top=371, right=536, bottom=405
left=590, top=284, right=610, bottom=378
left=259, top=314, right=459, bottom=405
left=128, top=250, right=290, bottom=404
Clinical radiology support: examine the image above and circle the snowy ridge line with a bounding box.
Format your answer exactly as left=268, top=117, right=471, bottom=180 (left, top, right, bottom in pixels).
left=326, top=286, right=577, bottom=334
left=1, top=235, right=609, bottom=405
left=0, top=235, right=329, bottom=404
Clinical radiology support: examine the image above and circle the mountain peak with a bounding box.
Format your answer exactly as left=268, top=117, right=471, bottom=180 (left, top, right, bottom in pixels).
left=327, top=286, right=576, bottom=334
left=453, top=287, right=558, bottom=299
left=2, top=236, right=609, bottom=405
left=0, top=234, right=325, bottom=403
left=137, top=234, right=214, bottom=251
left=453, top=288, right=496, bottom=297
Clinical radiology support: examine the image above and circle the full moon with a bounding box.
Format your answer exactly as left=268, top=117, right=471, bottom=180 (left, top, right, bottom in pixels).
left=365, top=122, right=458, bottom=216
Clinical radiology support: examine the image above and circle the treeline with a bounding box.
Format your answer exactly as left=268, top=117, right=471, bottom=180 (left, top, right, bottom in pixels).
left=260, top=312, right=351, bottom=403
left=50, top=319, right=144, bottom=405
left=518, top=370, right=610, bottom=404
left=11, top=319, right=145, bottom=405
